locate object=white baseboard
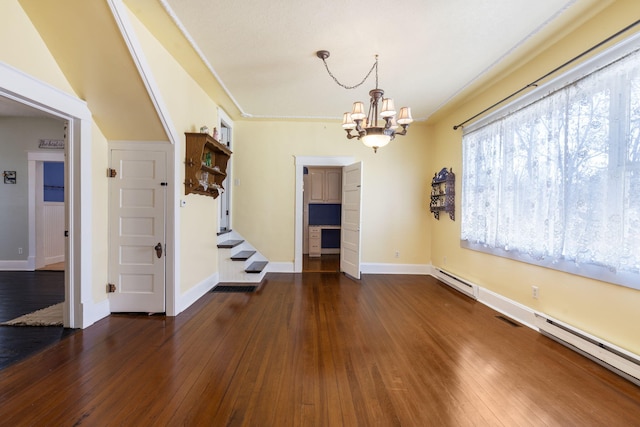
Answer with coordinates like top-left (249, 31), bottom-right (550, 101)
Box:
top-left (178, 272), bottom-right (219, 314)
top-left (429, 268), bottom-right (640, 385)
top-left (267, 262), bottom-right (294, 273)
top-left (477, 287), bottom-right (538, 330)
top-left (80, 298), bottom-right (110, 329)
top-left (0, 260), bottom-right (30, 270)
top-left (361, 263), bottom-right (431, 275)
top-left (534, 312), bottom-right (640, 386)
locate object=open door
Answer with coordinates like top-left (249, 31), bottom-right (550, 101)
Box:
top-left (340, 162), bottom-right (362, 279)
top-left (108, 149), bottom-right (166, 313)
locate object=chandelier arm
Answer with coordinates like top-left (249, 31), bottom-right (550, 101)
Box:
top-left (318, 52), bottom-right (378, 90)
top-left (345, 130), bottom-right (358, 139)
top-left (394, 124), bottom-right (410, 136)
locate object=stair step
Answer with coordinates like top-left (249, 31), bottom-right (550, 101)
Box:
top-left (216, 228), bottom-right (232, 236)
top-left (231, 250), bottom-right (256, 261)
top-left (245, 261), bottom-right (268, 274)
top-left (217, 239), bottom-right (244, 249)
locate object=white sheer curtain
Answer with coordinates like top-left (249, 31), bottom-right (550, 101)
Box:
top-left (461, 46), bottom-right (640, 289)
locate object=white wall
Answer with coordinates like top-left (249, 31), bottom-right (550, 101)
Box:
top-left (0, 117), bottom-right (65, 263)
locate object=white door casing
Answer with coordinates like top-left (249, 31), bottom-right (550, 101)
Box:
top-left (109, 149), bottom-right (166, 313)
top-left (218, 107), bottom-right (233, 233)
top-left (341, 162), bottom-right (363, 279)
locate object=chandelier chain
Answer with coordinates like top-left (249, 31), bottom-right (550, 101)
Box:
top-left (320, 55), bottom-right (379, 90)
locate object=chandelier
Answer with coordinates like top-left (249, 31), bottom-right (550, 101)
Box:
top-left (317, 50), bottom-right (413, 153)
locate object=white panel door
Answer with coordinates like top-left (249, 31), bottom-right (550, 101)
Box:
top-left (109, 150), bottom-right (166, 313)
top-left (341, 162), bottom-right (362, 279)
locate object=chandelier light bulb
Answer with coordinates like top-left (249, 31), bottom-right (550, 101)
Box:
top-left (380, 98), bottom-right (396, 117)
top-left (342, 112), bottom-right (356, 129)
top-left (351, 102), bottom-right (366, 120)
top-left (397, 107), bottom-right (414, 125)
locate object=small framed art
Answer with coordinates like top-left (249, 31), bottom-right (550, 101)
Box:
top-left (3, 171), bottom-right (16, 184)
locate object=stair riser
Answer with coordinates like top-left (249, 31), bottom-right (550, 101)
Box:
top-left (217, 230), bottom-right (268, 283)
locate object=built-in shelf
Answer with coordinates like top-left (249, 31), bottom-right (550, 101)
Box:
top-left (184, 132), bottom-right (232, 199)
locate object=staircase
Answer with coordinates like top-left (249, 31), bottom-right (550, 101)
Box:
top-left (216, 230), bottom-right (269, 283)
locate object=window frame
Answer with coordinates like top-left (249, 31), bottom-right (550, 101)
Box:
top-left (461, 32), bottom-right (640, 290)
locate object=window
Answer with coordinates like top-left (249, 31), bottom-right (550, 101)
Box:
top-left (43, 161), bottom-right (64, 202)
top-left (461, 36), bottom-right (640, 290)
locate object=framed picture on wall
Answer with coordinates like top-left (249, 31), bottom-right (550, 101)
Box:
top-left (3, 171), bottom-right (16, 184)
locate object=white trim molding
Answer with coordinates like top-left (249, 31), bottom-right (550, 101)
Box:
top-left (429, 267), bottom-right (640, 386)
top-left (361, 263), bottom-right (431, 275)
top-left (178, 272), bottom-right (219, 314)
top-left (266, 262), bottom-right (295, 273)
top-left (0, 60), bottom-right (94, 329)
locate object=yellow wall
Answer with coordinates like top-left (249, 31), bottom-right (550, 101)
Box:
top-left (233, 120), bottom-right (432, 265)
top-left (127, 9), bottom-right (222, 292)
top-left (91, 123), bottom-right (109, 304)
top-left (0, 1), bottom-right (75, 95)
top-left (427, 0), bottom-right (640, 354)
top-left (2, 1), bottom-right (111, 306)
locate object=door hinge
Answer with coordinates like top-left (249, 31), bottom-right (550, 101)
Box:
top-left (107, 168), bottom-right (117, 178)
top-left (107, 283), bottom-right (116, 293)
top-left (64, 230), bottom-right (69, 237)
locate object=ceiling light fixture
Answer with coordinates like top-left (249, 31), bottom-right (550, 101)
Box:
top-left (317, 50), bottom-right (413, 153)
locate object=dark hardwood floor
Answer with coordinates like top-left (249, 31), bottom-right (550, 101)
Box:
top-left (0, 271), bottom-right (75, 370)
top-left (303, 253), bottom-right (340, 272)
top-left (1, 272), bottom-right (639, 425)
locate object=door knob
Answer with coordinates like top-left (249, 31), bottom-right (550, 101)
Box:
top-left (154, 242), bottom-right (163, 258)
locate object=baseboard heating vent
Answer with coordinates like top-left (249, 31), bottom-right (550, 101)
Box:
top-left (433, 268), bottom-right (478, 300)
top-left (534, 313), bottom-right (640, 386)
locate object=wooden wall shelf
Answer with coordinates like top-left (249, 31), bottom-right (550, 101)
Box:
top-left (430, 168), bottom-right (455, 220)
top-left (184, 132), bottom-right (232, 199)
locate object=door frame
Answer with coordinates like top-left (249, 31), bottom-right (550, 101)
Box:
top-left (28, 151), bottom-right (65, 270)
top-left (1, 62), bottom-right (93, 328)
top-left (217, 107), bottom-right (233, 233)
top-left (108, 141), bottom-right (176, 314)
top-left (294, 156), bottom-right (354, 272)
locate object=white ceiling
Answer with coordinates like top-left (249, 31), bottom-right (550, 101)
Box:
top-left (2, 0), bottom-right (606, 122)
top-left (162, 0), bottom-right (604, 121)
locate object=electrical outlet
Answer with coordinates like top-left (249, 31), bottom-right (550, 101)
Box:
top-left (532, 286), bottom-right (539, 299)
top-left (443, 256), bottom-right (447, 265)
top-left (395, 250), bottom-right (400, 258)
top-left (18, 247), bottom-right (23, 255)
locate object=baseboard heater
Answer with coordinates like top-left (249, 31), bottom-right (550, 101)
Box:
top-left (534, 313), bottom-right (640, 386)
top-left (433, 268), bottom-right (478, 300)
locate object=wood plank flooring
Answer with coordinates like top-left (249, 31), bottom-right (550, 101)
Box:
top-left (1, 273), bottom-right (639, 425)
top-left (303, 254), bottom-right (340, 272)
top-left (0, 271), bottom-right (75, 369)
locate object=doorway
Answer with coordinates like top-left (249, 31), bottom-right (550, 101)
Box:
top-left (303, 166), bottom-right (342, 272)
top-left (294, 156), bottom-right (359, 274)
top-left (30, 153), bottom-right (66, 271)
top-left (218, 108), bottom-right (233, 233)
top-left (2, 60), bottom-right (98, 328)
